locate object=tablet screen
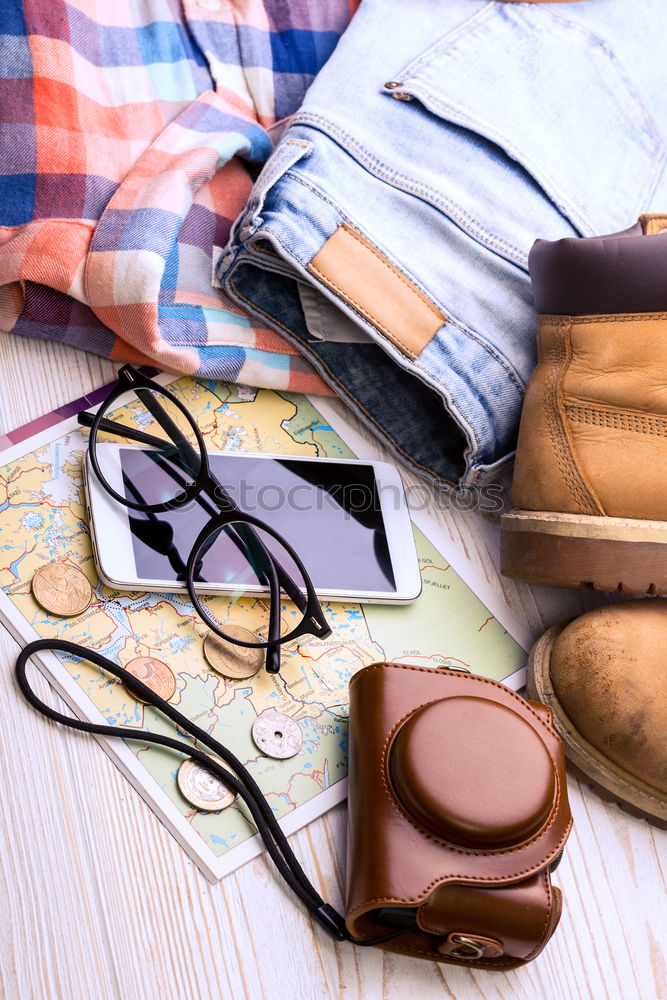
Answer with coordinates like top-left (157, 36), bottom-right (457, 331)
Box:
top-left (120, 450), bottom-right (397, 593)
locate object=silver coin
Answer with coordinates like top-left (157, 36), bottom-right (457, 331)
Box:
top-left (177, 758), bottom-right (236, 812)
top-left (251, 709), bottom-right (303, 759)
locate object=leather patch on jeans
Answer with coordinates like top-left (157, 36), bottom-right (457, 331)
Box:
top-left (307, 223), bottom-right (445, 359)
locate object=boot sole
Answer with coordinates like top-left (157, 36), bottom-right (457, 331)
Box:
top-left (527, 626), bottom-right (667, 828)
top-left (500, 510), bottom-right (667, 594)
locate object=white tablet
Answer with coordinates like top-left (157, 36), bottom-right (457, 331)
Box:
top-left (84, 447), bottom-right (421, 604)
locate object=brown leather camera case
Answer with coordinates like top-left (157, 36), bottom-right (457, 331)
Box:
top-left (346, 663), bottom-right (572, 969)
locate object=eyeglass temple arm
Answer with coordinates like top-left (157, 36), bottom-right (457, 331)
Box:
top-left (185, 522), bottom-right (281, 672)
top-left (206, 485), bottom-right (307, 613)
top-left (78, 410), bottom-right (183, 453)
top-left (80, 405), bottom-right (205, 490)
top-left (128, 385), bottom-right (198, 464)
top-left (265, 557), bottom-right (282, 674)
top-left (79, 410), bottom-right (231, 519)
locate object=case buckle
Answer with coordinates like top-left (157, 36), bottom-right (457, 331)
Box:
top-left (439, 933), bottom-right (504, 961)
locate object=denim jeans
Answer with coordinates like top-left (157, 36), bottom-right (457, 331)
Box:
top-left (218, 0), bottom-right (667, 490)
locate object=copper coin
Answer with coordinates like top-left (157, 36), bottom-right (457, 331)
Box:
top-left (31, 562), bottom-right (92, 617)
top-left (177, 758), bottom-right (236, 812)
top-left (203, 626), bottom-right (264, 679)
top-left (123, 656), bottom-right (176, 703)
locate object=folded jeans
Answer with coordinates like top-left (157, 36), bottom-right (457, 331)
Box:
top-left (218, 0), bottom-right (667, 489)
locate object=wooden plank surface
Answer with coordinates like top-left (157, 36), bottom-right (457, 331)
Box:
top-left (0, 331), bottom-right (665, 1000)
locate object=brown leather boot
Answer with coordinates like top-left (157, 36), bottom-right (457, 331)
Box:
top-left (527, 600), bottom-right (667, 827)
top-left (501, 215), bottom-right (667, 593)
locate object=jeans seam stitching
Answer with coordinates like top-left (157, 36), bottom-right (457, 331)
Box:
top-left (406, 85), bottom-right (596, 236)
top-left (271, 173), bottom-right (525, 399)
top-left (242, 224), bottom-right (496, 458)
top-left (286, 169), bottom-right (454, 303)
top-left (248, 224), bottom-right (524, 458)
top-left (396, 2), bottom-right (496, 79)
top-left (403, 2), bottom-right (664, 235)
top-left (258, 201), bottom-right (439, 359)
top-left (435, 314), bottom-right (525, 396)
top-left (544, 5), bottom-right (664, 159)
top-left (289, 113), bottom-right (528, 267)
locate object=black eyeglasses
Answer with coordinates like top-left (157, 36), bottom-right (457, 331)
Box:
top-left (12, 366), bottom-right (413, 947)
top-left (78, 365), bottom-right (331, 674)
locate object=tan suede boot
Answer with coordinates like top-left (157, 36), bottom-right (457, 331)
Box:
top-left (527, 600), bottom-right (667, 827)
top-left (501, 215), bottom-right (667, 593)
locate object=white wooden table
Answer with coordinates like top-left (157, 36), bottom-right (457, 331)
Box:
top-left (0, 335), bottom-right (664, 1000)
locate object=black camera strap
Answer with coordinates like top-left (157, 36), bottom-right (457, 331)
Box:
top-left (15, 639), bottom-right (414, 947)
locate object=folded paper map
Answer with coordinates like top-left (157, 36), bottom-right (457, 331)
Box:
top-left (0, 375), bottom-right (527, 880)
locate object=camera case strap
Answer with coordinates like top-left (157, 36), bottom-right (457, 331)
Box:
top-left (16, 643), bottom-right (571, 969)
top-left (346, 663), bottom-right (572, 969)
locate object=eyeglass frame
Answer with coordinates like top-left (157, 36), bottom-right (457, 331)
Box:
top-left (78, 365), bottom-right (332, 672)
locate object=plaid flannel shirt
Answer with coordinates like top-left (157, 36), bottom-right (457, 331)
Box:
top-left (0, 1), bottom-right (357, 392)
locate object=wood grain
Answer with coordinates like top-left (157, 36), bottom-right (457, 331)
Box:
top-left (0, 331), bottom-right (665, 1000)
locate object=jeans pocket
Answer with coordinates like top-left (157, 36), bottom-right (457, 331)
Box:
top-left (390, 3), bottom-right (664, 238)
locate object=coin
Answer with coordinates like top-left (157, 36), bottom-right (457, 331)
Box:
top-left (203, 626), bottom-right (264, 679)
top-left (177, 758), bottom-right (236, 812)
top-left (31, 562), bottom-right (92, 617)
top-left (251, 709), bottom-right (303, 759)
top-left (123, 656), bottom-right (176, 703)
